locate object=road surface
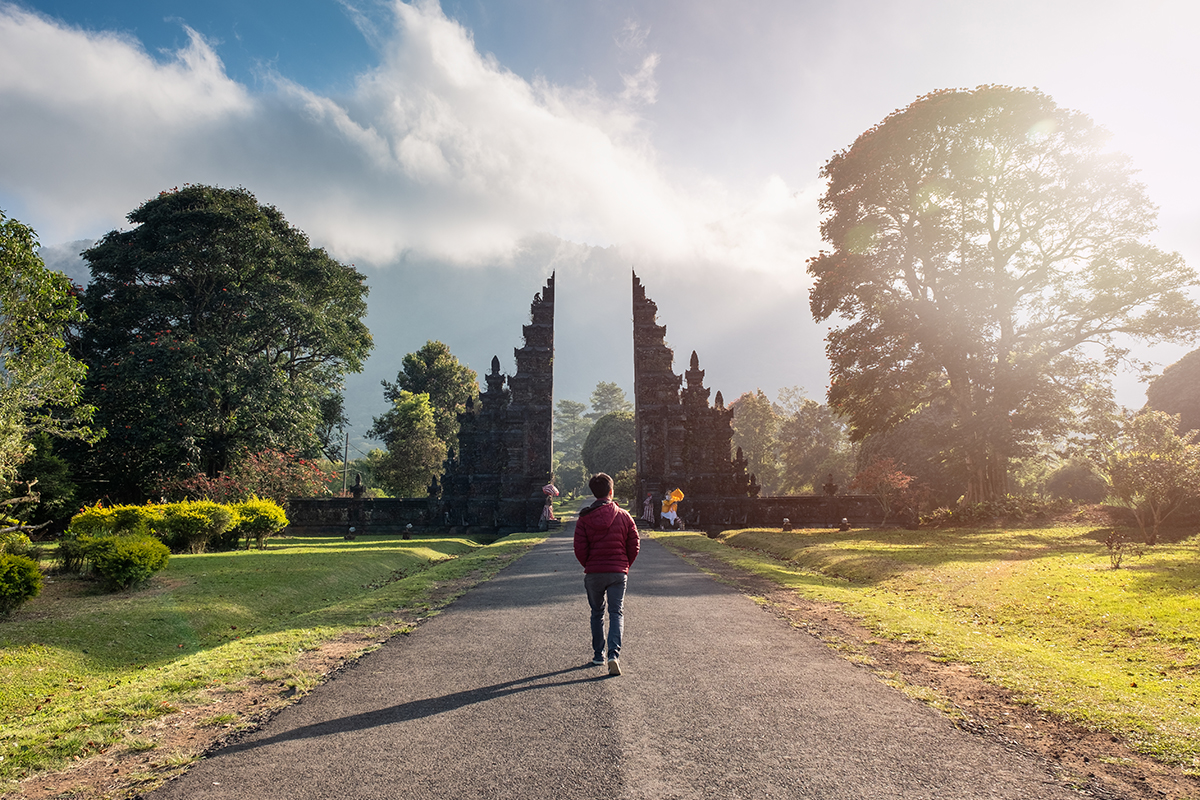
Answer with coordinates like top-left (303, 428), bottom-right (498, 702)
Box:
top-left (148, 525), bottom-right (1079, 799)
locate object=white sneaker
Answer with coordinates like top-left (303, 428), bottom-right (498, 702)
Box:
top-left (608, 658), bottom-right (621, 676)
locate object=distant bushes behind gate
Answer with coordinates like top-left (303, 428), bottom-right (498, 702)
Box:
top-left (57, 498), bottom-right (289, 588)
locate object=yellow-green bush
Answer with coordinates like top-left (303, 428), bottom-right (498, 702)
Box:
top-left (232, 496), bottom-right (288, 550)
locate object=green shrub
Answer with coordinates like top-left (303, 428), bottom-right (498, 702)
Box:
top-left (232, 497), bottom-right (288, 550)
top-left (158, 504), bottom-right (213, 554)
top-left (55, 533), bottom-right (88, 573)
top-left (69, 504), bottom-right (159, 538)
top-left (921, 495), bottom-right (1074, 527)
top-left (0, 553), bottom-right (42, 615)
top-left (188, 500), bottom-right (236, 552)
top-left (0, 527), bottom-right (41, 560)
top-left (87, 535), bottom-right (170, 591)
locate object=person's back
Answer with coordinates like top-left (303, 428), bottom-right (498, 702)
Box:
top-left (574, 499), bottom-right (638, 574)
top-left (573, 473), bottom-right (639, 675)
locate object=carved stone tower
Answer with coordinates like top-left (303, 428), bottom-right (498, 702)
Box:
top-left (632, 272), bottom-right (747, 511)
top-left (500, 274), bottom-right (555, 528)
top-left (439, 274), bottom-right (554, 531)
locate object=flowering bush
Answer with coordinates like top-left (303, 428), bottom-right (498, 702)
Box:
top-left (161, 448), bottom-right (333, 506)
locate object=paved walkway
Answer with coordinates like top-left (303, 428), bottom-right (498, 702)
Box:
top-left (149, 526), bottom-right (1080, 799)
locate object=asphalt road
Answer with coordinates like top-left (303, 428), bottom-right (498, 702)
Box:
top-left (148, 526), bottom-right (1081, 799)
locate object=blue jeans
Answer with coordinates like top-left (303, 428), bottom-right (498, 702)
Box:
top-left (584, 572), bottom-right (627, 661)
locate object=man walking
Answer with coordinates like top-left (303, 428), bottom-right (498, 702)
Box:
top-left (573, 472), bottom-right (640, 676)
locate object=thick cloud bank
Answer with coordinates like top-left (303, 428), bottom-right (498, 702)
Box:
top-left (0, 0), bottom-right (817, 278)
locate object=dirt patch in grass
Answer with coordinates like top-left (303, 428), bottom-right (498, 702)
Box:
top-left (2, 562), bottom-right (514, 800)
top-left (678, 549), bottom-right (1200, 800)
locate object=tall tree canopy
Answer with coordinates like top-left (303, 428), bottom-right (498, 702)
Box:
top-left (0, 211), bottom-right (97, 493)
top-left (731, 389), bottom-right (779, 494)
top-left (581, 411), bottom-right (636, 476)
top-left (588, 381), bottom-right (632, 419)
top-left (1145, 348), bottom-right (1200, 437)
top-left (367, 390), bottom-right (446, 497)
top-left (808, 86), bottom-right (1200, 503)
top-left (775, 387), bottom-right (855, 495)
top-left (78, 186), bottom-right (372, 500)
top-left (381, 341), bottom-right (477, 455)
top-left (553, 399), bottom-right (592, 495)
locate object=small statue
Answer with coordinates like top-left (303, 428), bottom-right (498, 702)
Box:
top-left (839, 517), bottom-right (851, 532)
top-left (781, 518), bottom-right (793, 532)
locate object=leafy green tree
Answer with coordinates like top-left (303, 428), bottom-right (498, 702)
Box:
top-left (382, 341), bottom-right (478, 454)
top-left (581, 411), bottom-right (636, 476)
top-left (1044, 459), bottom-right (1108, 504)
top-left (731, 389), bottom-right (779, 494)
top-left (0, 211), bottom-right (98, 493)
top-left (14, 433), bottom-right (80, 531)
top-left (1145, 348), bottom-right (1200, 437)
top-left (808, 86), bottom-right (1200, 504)
top-left (1105, 410), bottom-right (1200, 545)
top-left (588, 381), bottom-right (632, 419)
top-left (553, 399), bottom-right (593, 495)
top-left (775, 387), bottom-right (855, 495)
top-left (368, 391), bottom-right (446, 497)
top-left (76, 186), bottom-right (371, 500)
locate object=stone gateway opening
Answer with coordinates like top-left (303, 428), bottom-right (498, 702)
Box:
top-left (287, 272), bottom-right (881, 535)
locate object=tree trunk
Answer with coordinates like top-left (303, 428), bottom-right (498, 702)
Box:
top-left (962, 450), bottom-right (1009, 505)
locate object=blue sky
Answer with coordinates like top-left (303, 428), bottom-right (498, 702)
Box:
top-left (3, 0), bottom-right (1199, 448)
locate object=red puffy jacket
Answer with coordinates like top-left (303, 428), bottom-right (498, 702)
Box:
top-left (574, 500), bottom-right (640, 574)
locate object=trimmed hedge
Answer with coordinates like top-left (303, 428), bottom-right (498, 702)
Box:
top-left (233, 496), bottom-right (289, 550)
top-left (63, 498), bottom-right (284, 558)
top-left (0, 553), bottom-right (42, 615)
top-left (86, 535), bottom-right (170, 590)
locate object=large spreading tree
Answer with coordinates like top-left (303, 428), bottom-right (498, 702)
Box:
top-left (78, 186), bottom-right (372, 500)
top-left (808, 86), bottom-right (1200, 503)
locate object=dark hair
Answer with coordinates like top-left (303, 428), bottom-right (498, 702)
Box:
top-left (588, 473), bottom-right (614, 499)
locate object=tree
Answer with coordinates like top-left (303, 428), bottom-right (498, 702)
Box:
top-left (855, 402), bottom-right (961, 508)
top-left (808, 86), bottom-right (1200, 504)
top-left (1105, 410), bottom-right (1200, 545)
top-left (0, 211), bottom-right (97, 496)
top-left (731, 389), bottom-right (779, 494)
top-left (368, 391), bottom-right (447, 497)
top-left (775, 388), bottom-right (856, 495)
top-left (553, 399), bottom-right (593, 495)
top-left (581, 411), bottom-right (636, 476)
top-left (850, 457), bottom-right (915, 526)
top-left (1145, 348), bottom-right (1200, 437)
top-left (382, 341), bottom-right (478, 454)
top-left (77, 186), bottom-right (372, 500)
top-left (588, 381), bottom-right (632, 419)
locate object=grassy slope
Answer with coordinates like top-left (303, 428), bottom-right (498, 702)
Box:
top-left (649, 525), bottom-right (1200, 772)
top-left (0, 531), bottom-right (544, 784)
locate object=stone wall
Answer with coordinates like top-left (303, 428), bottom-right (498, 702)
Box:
top-left (284, 497), bottom-right (432, 535)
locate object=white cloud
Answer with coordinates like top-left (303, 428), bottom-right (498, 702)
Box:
top-left (0, 0), bottom-right (817, 278)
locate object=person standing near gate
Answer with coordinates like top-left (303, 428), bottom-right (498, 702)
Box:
top-left (574, 472), bottom-right (640, 676)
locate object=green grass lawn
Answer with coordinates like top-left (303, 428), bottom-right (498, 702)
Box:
top-left (0, 531), bottom-right (544, 785)
top-left (650, 524), bottom-right (1200, 773)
